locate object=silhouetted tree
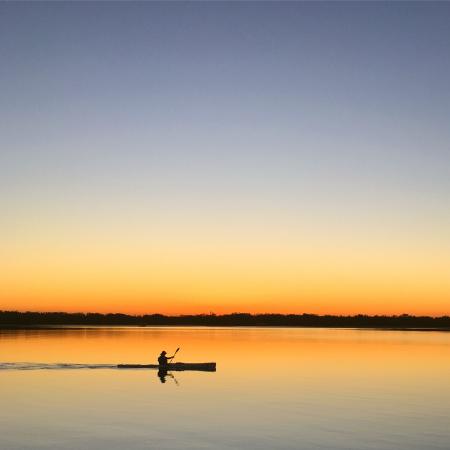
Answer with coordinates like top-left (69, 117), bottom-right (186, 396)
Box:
top-left (1, 310), bottom-right (449, 329)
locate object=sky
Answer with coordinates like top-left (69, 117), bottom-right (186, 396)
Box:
top-left (1, 2), bottom-right (449, 315)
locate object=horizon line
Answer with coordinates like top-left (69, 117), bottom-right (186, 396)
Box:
top-left (2, 310), bottom-right (449, 319)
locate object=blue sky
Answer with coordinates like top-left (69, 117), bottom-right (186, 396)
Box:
top-left (1, 2), bottom-right (449, 314)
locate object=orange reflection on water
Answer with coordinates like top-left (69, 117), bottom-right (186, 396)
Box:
top-left (1, 326), bottom-right (450, 450)
top-left (1, 327), bottom-right (450, 384)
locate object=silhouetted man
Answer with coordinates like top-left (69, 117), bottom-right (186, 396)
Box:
top-left (158, 350), bottom-right (174, 366)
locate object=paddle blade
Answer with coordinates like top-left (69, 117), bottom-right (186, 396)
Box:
top-left (171, 347), bottom-right (180, 363)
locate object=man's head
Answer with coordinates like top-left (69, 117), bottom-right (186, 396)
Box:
top-left (161, 351), bottom-right (167, 355)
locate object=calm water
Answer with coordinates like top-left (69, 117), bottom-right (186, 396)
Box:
top-left (1, 327), bottom-right (449, 450)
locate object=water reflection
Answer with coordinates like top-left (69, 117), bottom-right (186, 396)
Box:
top-left (1, 327), bottom-right (450, 450)
top-left (157, 367), bottom-right (168, 383)
top-left (157, 368), bottom-right (179, 385)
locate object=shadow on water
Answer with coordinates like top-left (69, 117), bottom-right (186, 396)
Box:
top-left (158, 367), bottom-right (168, 383)
top-left (157, 368), bottom-right (179, 385)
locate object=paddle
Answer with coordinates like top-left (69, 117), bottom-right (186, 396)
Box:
top-left (170, 347), bottom-right (180, 364)
top-left (167, 373), bottom-right (179, 386)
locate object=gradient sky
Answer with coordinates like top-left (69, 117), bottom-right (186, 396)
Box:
top-left (1, 2), bottom-right (449, 315)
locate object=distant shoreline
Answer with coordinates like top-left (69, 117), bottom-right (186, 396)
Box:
top-left (1, 311), bottom-right (449, 330)
top-left (1, 325), bottom-right (450, 333)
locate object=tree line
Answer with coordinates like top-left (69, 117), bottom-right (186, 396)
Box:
top-left (1, 311), bottom-right (450, 328)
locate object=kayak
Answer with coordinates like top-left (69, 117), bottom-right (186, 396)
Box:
top-left (117, 362), bottom-right (216, 372)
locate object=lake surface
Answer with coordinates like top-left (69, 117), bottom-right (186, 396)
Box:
top-left (1, 327), bottom-right (449, 450)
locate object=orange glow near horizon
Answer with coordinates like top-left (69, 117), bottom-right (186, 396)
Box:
top-left (2, 200), bottom-right (449, 316)
top-left (1, 2), bottom-right (450, 319)
top-left (2, 230), bottom-right (449, 316)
